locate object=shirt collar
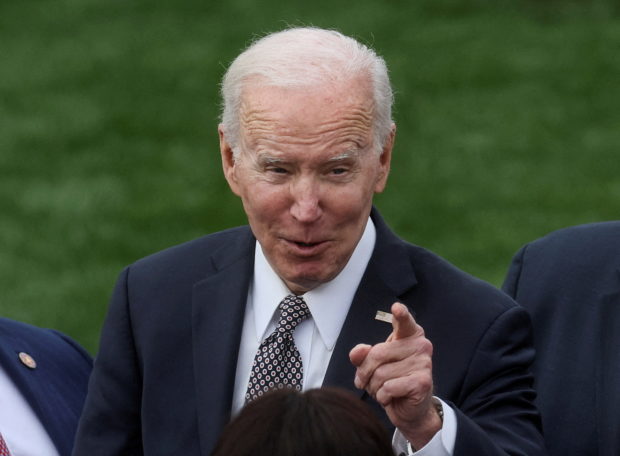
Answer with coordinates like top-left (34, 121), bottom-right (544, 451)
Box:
top-left (252, 217), bottom-right (376, 349)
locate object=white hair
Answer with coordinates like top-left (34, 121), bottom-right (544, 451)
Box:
top-left (220, 27), bottom-right (394, 155)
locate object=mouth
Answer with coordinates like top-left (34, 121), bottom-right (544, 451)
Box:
top-left (294, 241), bottom-right (320, 247)
top-left (284, 238), bottom-right (330, 255)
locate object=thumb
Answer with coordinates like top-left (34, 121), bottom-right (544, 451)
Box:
top-left (390, 302), bottom-right (422, 340)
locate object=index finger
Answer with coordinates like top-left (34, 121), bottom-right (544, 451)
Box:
top-left (390, 302), bottom-right (423, 341)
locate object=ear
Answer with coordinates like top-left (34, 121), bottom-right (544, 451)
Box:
top-left (374, 123), bottom-right (395, 193)
top-left (219, 124), bottom-right (242, 197)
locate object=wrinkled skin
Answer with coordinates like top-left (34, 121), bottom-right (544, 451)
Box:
top-left (219, 77), bottom-right (393, 295)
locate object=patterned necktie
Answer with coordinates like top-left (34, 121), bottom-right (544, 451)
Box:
top-left (0, 432), bottom-right (11, 456)
top-left (245, 294), bottom-right (311, 402)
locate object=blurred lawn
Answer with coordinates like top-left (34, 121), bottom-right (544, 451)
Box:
top-left (1, 0), bottom-right (618, 354)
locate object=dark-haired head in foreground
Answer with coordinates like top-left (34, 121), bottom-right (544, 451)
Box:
top-left (211, 387), bottom-right (395, 456)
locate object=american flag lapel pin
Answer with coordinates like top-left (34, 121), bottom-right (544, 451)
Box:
top-left (374, 310), bottom-right (393, 324)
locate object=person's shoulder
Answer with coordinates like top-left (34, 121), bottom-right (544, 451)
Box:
top-left (396, 241), bottom-right (527, 350)
top-left (411, 244), bottom-right (513, 304)
top-left (129, 225), bottom-right (254, 275)
top-left (503, 221), bottom-right (620, 300)
top-left (521, 221), bottom-right (620, 267)
top-left (534, 220), bottom-right (620, 244)
top-left (0, 316), bottom-right (53, 340)
top-left (381, 236), bottom-right (518, 329)
top-left (373, 211), bottom-right (515, 315)
top-left (0, 317), bottom-right (92, 365)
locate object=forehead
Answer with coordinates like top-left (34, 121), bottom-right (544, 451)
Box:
top-left (238, 77), bottom-right (375, 145)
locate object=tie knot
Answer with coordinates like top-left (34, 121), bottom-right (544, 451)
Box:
top-left (277, 294), bottom-right (310, 333)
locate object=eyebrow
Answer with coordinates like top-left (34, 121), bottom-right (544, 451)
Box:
top-left (328, 150), bottom-right (360, 162)
top-left (254, 148), bottom-right (362, 167)
top-left (256, 154), bottom-right (286, 166)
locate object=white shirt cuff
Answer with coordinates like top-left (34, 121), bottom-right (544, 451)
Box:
top-left (391, 398), bottom-right (457, 456)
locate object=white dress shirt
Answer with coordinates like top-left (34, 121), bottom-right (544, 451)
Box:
top-left (231, 217), bottom-right (456, 455)
top-left (0, 365), bottom-right (59, 456)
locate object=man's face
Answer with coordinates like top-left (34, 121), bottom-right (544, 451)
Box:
top-left (219, 77), bottom-right (394, 294)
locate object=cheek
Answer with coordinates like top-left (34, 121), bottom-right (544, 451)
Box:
top-left (241, 185), bottom-right (288, 221)
top-left (327, 181), bottom-right (376, 213)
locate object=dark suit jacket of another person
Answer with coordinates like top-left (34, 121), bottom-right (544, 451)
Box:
top-left (73, 209), bottom-right (545, 456)
top-left (503, 221), bottom-right (620, 456)
top-left (0, 317), bottom-right (93, 456)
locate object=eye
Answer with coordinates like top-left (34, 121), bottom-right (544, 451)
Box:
top-left (269, 167), bottom-right (288, 174)
top-left (330, 167), bottom-right (348, 176)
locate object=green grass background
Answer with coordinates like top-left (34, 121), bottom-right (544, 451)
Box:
top-left (1, 0), bottom-right (618, 354)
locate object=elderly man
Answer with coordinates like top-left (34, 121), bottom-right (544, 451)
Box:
top-left (73, 27), bottom-right (545, 456)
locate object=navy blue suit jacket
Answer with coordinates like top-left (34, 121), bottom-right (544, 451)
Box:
top-left (503, 221), bottom-right (620, 456)
top-left (74, 210), bottom-right (545, 455)
top-left (0, 317), bottom-right (92, 456)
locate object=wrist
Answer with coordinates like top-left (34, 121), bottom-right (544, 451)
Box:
top-left (404, 397), bottom-right (444, 451)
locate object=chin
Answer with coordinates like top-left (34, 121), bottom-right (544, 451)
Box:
top-left (287, 271), bottom-right (339, 294)
top-left (286, 278), bottom-right (320, 295)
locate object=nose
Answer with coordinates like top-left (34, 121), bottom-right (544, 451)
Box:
top-left (289, 177), bottom-right (322, 223)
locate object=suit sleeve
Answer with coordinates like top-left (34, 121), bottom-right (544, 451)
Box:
top-left (451, 305), bottom-right (546, 456)
top-left (72, 267), bottom-right (144, 456)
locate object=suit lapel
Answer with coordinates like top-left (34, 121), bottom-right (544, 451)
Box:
top-left (190, 210), bottom-right (417, 451)
top-left (323, 209), bottom-right (418, 396)
top-left (191, 229), bottom-right (255, 456)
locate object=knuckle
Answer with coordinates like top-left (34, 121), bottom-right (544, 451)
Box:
top-left (371, 342), bottom-right (390, 360)
top-left (368, 378), bottom-right (383, 398)
top-left (419, 337), bottom-right (433, 354)
top-left (416, 373), bottom-right (433, 394)
top-left (373, 364), bottom-right (390, 383)
top-left (356, 368), bottom-right (370, 384)
top-left (375, 387), bottom-right (391, 406)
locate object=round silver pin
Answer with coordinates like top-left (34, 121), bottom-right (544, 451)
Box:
top-left (19, 352), bottom-right (37, 369)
